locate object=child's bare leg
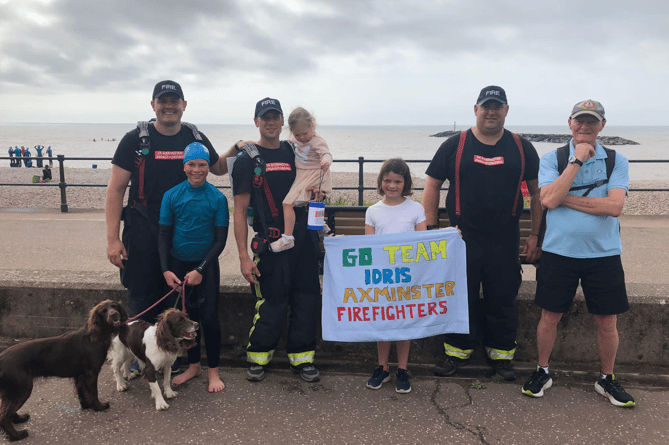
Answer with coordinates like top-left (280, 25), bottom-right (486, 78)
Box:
top-left (283, 203), bottom-right (296, 237)
top-left (396, 340), bottom-right (411, 370)
top-left (208, 367), bottom-right (225, 393)
top-left (172, 363), bottom-right (202, 385)
top-left (377, 341), bottom-right (392, 371)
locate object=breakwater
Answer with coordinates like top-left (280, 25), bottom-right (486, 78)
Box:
top-left (430, 131), bottom-right (639, 145)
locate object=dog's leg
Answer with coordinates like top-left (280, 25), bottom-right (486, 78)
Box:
top-left (111, 349), bottom-right (129, 392)
top-left (75, 371), bottom-right (110, 411)
top-left (163, 365), bottom-right (177, 399)
top-left (0, 382), bottom-right (32, 441)
top-left (144, 363), bottom-right (169, 410)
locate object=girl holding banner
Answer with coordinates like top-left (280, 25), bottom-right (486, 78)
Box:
top-left (364, 158), bottom-right (427, 394)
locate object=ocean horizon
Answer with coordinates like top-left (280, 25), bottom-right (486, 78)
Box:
top-left (2, 123), bottom-right (667, 180)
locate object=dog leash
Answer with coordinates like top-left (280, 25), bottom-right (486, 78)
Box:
top-left (126, 279), bottom-right (187, 323)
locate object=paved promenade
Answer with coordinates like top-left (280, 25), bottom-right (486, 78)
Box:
top-left (1, 209), bottom-right (669, 444)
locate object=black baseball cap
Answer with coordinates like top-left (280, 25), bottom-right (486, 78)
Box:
top-left (254, 97), bottom-right (283, 117)
top-left (152, 80), bottom-right (184, 100)
top-left (476, 85), bottom-right (507, 105)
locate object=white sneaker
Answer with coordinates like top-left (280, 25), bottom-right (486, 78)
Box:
top-left (270, 234), bottom-right (295, 252)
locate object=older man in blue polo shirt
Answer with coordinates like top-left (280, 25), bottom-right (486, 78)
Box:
top-left (521, 100), bottom-right (635, 408)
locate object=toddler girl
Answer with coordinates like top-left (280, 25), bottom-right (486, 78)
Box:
top-left (271, 107), bottom-right (333, 252)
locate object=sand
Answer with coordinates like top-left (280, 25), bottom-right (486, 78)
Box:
top-left (1, 166), bottom-right (667, 215)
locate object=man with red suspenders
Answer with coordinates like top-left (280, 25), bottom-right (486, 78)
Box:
top-left (423, 85), bottom-right (542, 380)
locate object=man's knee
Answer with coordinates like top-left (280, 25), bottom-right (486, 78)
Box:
top-left (539, 309), bottom-right (563, 327)
top-left (594, 314), bottom-right (618, 333)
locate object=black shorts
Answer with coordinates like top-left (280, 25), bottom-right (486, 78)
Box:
top-left (535, 251), bottom-right (629, 315)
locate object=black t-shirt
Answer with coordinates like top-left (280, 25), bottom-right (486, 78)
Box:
top-left (112, 123), bottom-right (219, 222)
top-left (232, 141), bottom-right (296, 233)
top-left (425, 129), bottom-right (539, 233)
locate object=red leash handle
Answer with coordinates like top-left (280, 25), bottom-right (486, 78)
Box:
top-left (125, 277), bottom-right (189, 324)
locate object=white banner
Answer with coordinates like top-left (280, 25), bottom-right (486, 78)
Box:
top-left (322, 229), bottom-right (469, 342)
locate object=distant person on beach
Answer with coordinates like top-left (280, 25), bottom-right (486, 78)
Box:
top-left (24, 146), bottom-right (32, 167)
top-left (270, 107), bottom-right (333, 252)
top-left (158, 142), bottom-right (229, 393)
top-left (423, 85), bottom-right (542, 381)
top-left (521, 100), bottom-right (635, 407)
top-left (35, 145), bottom-right (44, 168)
top-left (364, 158), bottom-right (426, 394)
top-left (46, 146), bottom-right (53, 167)
top-left (42, 164), bottom-right (52, 182)
top-left (14, 147), bottom-right (21, 167)
top-left (8, 147), bottom-right (15, 167)
top-left (105, 80), bottom-right (234, 330)
top-left (20, 146), bottom-right (26, 167)
top-left (231, 97), bottom-right (321, 383)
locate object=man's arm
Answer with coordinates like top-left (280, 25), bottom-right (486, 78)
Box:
top-left (523, 179), bottom-right (542, 263)
top-left (210, 141), bottom-right (254, 175)
top-left (540, 143), bottom-right (596, 209)
top-left (105, 165), bottom-right (132, 268)
top-left (422, 175), bottom-right (444, 227)
top-left (561, 188), bottom-right (626, 217)
top-left (233, 193), bottom-right (260, 284)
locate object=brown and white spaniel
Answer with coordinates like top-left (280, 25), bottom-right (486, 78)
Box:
top-left (110, 308), bottom-right (198, 410)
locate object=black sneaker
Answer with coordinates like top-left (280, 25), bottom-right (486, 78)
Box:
top-left (521, 367), bottom-right (552, 397)
top-left (492, 359), bottom-right (516, 381)
top-left (395, 368), bottom-right (411, 394)
top-left (246, 365), bottom-right (265, 382)
top-left (292, 365), bottom-right (320, 382)
top-left (366, 366), bottom-right (390, 390)
top-left (595, 374), bottom-right (635, 407)
top-left (434, 357), bottom-right (469, 377)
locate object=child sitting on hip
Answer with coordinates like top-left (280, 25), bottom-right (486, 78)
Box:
top-left (270, 107), bottom-right (333, 252)
top-left (364, 158), bottom-right (427, 394)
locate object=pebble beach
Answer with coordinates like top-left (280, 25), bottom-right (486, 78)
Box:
top-left (1, 167), bottom-right (668, 215)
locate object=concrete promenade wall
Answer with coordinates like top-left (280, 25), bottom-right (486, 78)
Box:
top-left (2, 281), bottom-right (669, 368)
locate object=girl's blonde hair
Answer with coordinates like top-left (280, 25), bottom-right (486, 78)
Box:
top-left (377, 158), bottom-right (413, 197)
top-left (288, 107), bottom-right (316, 134)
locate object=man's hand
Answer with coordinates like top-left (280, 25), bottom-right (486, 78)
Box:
top-left (107, 239), bottom-right (128, 269)
top-left (163, 271), bottom-right (181, 289)
top-left (184, 270), bottom-right (203, 286)
top-left (523, 235), bottom-right (542, 264)
top-left (240, 255), bottom-right (260, 285)
top-left (574, 143), bottom-right (596, 163)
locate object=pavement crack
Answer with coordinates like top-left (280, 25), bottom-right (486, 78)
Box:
top-left (430, 378), bottom-right (490, 445)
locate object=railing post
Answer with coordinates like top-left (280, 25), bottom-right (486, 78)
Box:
top-left (358, 156), bottom-right (364, 206)
top-left (57, 155), bottom-right (68, 213)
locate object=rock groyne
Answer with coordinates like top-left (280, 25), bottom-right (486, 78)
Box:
top-left (430, 131), bottom-right (639, 145)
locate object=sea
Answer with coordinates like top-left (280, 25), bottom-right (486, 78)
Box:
top-left (1, 123), bottom-right (667, 181)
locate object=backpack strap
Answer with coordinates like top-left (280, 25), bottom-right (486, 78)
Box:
top-left (240, 144), bottom-right (281, 242)
top-left (182, 122), bottom-right (203, 142)
top-left (510, 133), bottom-right (525, 217)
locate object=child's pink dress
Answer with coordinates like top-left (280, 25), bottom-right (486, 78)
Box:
top-left (284, 134), bottom-right (333, 205)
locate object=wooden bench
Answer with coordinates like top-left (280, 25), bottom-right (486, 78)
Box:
top-left (322, 205), bottom-right (534, 264)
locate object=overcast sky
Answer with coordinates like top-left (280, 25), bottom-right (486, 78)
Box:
top-left (1, 0), bottom-right (667, 126)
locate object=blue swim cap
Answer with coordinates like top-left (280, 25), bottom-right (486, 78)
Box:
top-left (183, 142), bottom-right (210, 165)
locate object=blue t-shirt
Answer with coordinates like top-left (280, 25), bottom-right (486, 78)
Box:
top-left (159, 180), bottom-right (229, 261)
top-left (539, 140), bottom-right (629, 258)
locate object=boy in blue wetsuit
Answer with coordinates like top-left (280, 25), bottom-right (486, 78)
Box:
top-left (158, 142), bottom-right (229, 393)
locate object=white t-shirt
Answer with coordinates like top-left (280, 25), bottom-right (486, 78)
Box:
top-left (365, 198), bottom-right (426, 234)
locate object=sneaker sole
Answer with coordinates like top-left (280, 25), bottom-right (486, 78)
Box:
top-left (594, 382), bottom-right (635, 407)
top-left (395, 386), bottom-right (412, 394)
top-left (300, 374), bottom-right (320, 383)
top-left (366, 376), bottom-right (391, 390)
top-left (246, 371), bottom-right (265, 382)
top-left (521, 378), bottom-right (552, 398)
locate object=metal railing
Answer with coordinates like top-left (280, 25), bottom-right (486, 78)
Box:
top-left (2, 155), bottom-right (669, 211)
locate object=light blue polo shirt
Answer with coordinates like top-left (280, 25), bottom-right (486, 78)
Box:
top-left (539, 140), bottom-right (629, 259)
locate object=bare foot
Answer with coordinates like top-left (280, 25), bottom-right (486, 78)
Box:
top-left (172, 364), bottom-right (202, 386)
top-left (208, 367), bottom-right (225, 393)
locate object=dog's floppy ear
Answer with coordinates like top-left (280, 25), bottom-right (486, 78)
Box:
top-left (156, 310), bottom-right (179, 354)
top-left (87, 300), bottom-right (109, 337)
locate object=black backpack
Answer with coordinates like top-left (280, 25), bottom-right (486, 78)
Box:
top-left (537, 144), bottom-right (616, 248)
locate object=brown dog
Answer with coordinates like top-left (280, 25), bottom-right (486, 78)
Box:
top-left (0, 300), bottom-right (127, 441)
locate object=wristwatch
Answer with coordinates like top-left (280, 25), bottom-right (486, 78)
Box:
top-left (427, 225), bottom-right (438, 230)
top-left (568, 156), bottom-right (583, 167)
